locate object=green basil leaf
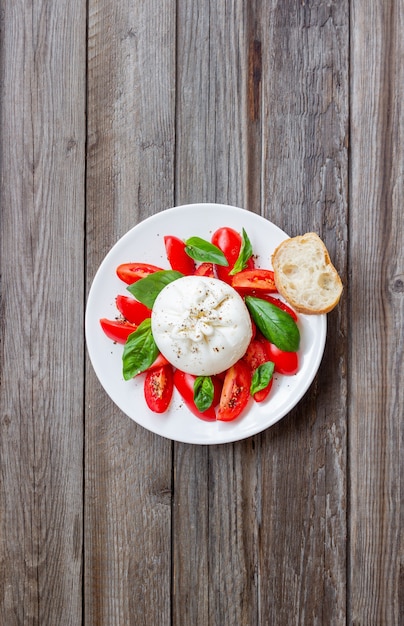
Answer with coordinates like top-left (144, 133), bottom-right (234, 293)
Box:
top-left (127, 270), bottom-right (184, 309)
top-left (122, 318), bottom-right (159, 380)
top-left (250, 361), bottom-right (275, 396)
top-left (193, 376), bottom-right (215, 412)
top-left (229, 228), bottom-right (253, 275)
top-left (184, 237), bottom-right (229, 266)
top-left (245, 296), bottom-right (300, 352)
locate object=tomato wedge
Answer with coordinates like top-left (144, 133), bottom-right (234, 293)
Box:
top-left (99, 318), bottom-right (137, 343)
top-left (174, 370), bottom-right (222, 421)
top-left (211, 227), bottom-right (254, 283)
top-left (258, 336), bottom-right (298, 375)
top-left (148, 352), bottom-right (170, 370)
top-left (116, 262), bottom-right (163, 285)
top-left (217, 360), bottom-right (251, 421)
top-left (115, 295), bottom-right (151, 324)
top-left (242, 339), bottom-right (273, 403)
top-left (253, 378), bottom-right (273, 403)
top-left (164, 235), bottom-right (196, 275)
top-left (193, 262), bottom-right (215, 277)
top-left (231, 269), bottom-right (277, 294)
top-left (243, 338), bottom-right (269, 371)
top-left (144, 364), bottom-right (174, 413)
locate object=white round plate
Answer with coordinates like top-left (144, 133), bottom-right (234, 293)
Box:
top-left (85, 203), bottom-right (326, 445)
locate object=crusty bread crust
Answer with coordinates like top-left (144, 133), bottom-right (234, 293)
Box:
top-left (271, 232), bottom-right (343, 314)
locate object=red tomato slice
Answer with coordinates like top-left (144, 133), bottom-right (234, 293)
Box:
top-left (116, 262), bottom-right (163, 285)
top-left (173, 370), bottom-right (222, 421)
top-left (258, 337), bottom-right (298, 375)
top-left (164, 235), bottom-right (196, 275)
top-left (217, 360), bottom-right (251, 421)
top-left (193, 262), bottom-right (215, 277)
top-left (243, 338), bottom-right (269, 371)
top-left (231, 269), bottom-right (277, 294)
top-left (115, 295), bottom-right (152, 324)
top-left (211, 227), bottom-right (241, 262)
top-left (99, 318), bottom-right (137, 343)
top-left (211, 227), bottom-right (254, 283)
top-left (144, 364), bottom-right (174, 413)
top-left (255, 294), bottom-right (298, 321)
top-left (242, 339), bottom-right (274, 403)
top-left (253, 378), bottom-right (273, 403)
top-left (148, 352), bottom-right (170, 370)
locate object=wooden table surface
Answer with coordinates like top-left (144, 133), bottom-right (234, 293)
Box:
top-left (1, 1), bottom-right (403, 625)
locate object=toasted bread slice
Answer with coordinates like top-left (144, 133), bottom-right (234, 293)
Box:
top-left (271, 232), bottom-right (343, 314)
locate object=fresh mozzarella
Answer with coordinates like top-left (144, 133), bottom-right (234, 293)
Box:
top-left (151, 276), bottom-right (253, 375)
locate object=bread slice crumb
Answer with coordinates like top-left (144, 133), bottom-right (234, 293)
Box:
top-left (271, 232), bottom-right (343, 314)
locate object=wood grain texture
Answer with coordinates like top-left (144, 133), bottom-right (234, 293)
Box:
top-left (1, 0), bottom-right (403, 624)
top-left (0, 1), bottom-right (86, 624)
top-left (259, 2), bottom-right (349, 623)
top-left (175, 0), bottom-right (252, 207)
top-left (349, 1), bottom-right (404, 623)
top-left (173, 3), bottom-right (261, 624)
top-left (85, 0), bottom-right (176, 624)
top-left (174, 2), bottom-right (348, 624)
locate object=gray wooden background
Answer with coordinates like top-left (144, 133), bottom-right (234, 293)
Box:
top-left (1, 1), bottom-right (403, 624)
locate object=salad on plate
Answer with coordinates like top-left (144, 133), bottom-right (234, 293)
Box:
top-left (99, 225), bottom-right (301, 423)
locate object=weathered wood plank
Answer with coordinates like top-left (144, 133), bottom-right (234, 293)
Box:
top-left (175, 0), bottom-right (257, 208)
top-left (349, 1), bottom-right (404, 623)
top-left (0, 1), bottom-right (86, 624)
top-left (2, 0), bottom-right (402, 623)
top-left (173, 2), bottom-right (349, 624)
top-left (172, 3), bottom-right (262, 625)
top-left (259, 2), bottom-right (349, 623)
top-left (85, 0), bottom-right (176, 623)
